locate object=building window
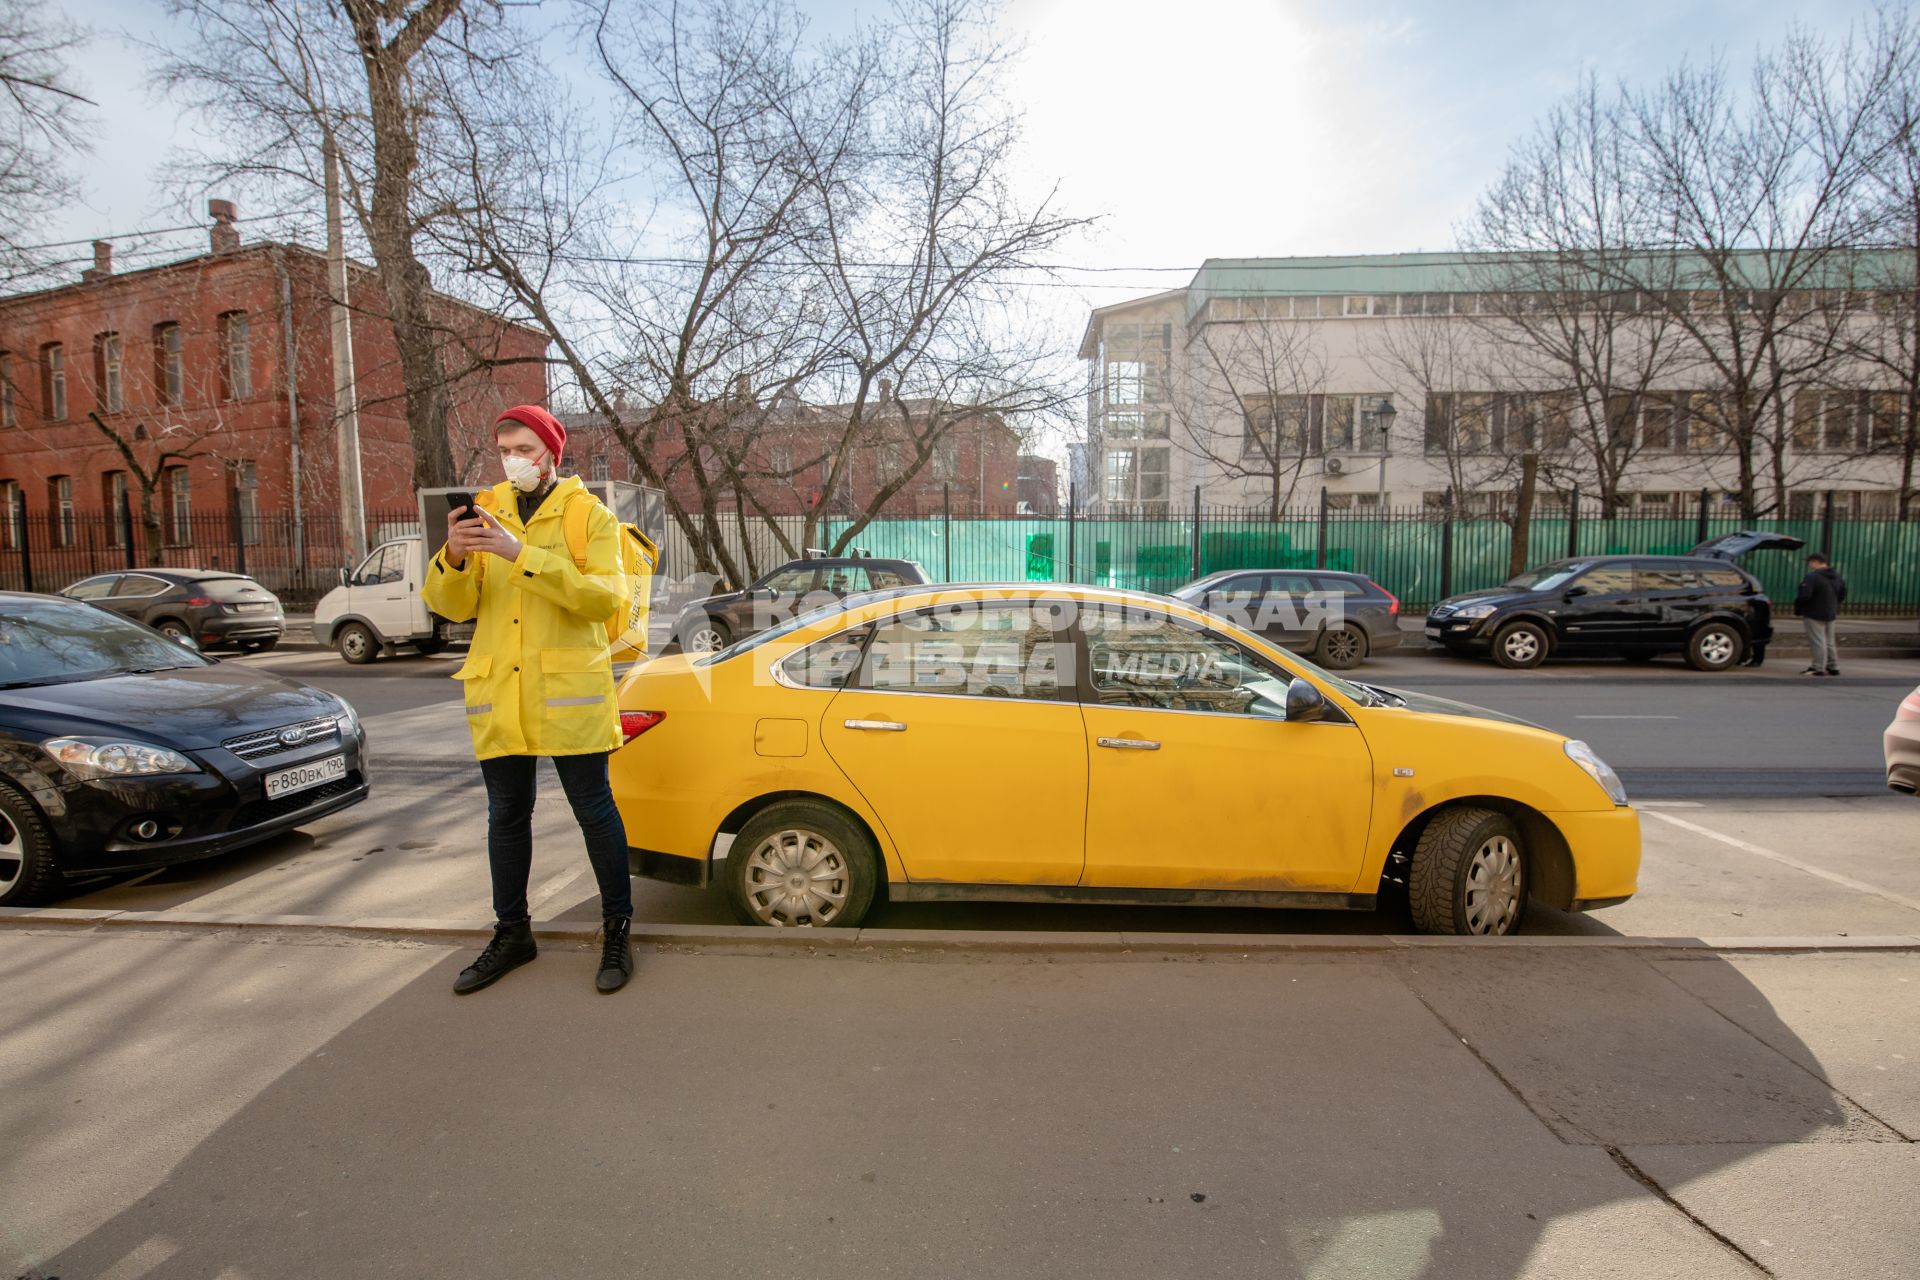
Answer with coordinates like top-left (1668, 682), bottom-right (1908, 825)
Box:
top-left (1103, 445), bottom-right (1169, 509)
top-left (93, 332), bottom-right (124, 414)
top-left (164, 465), bottom-right (191, 545)
top-left (103, 471), bottom-right (128, 547)
top-left (220, 312), bottom-right (251, 400)
top-left (48, 475), bottom-right (74, 547)
top-left (154, 323), bottom-right (184, 407)
top-left (1424, 393), bottom-right (1498, 455)
top-left (1637, 393), bottom-right (1687, 452)
top-left (0, 352), bottom-right (14, 426)
top-left (1321, 395), bottom-right (1356, 452)
top-left (1244, 396), bottom-right (1309, 459)
top-left (234, 460), bottom-right (259, 545)
top-left (1792, 390), bottom-right (1875, 453)
top-left (588, 454), bottom-right (610, 483)
top-left (0, 479), bottom-right (16, 547)
top-left (1102, 322), bottom-right (1170, 407)
top-left (41, 343), bottom-right (66, 420)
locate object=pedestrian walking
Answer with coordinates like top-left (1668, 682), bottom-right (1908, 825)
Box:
top-left (424, 404), bottom-right (636, 995)
top-left (1794, 553), bottom-right (1847, 678)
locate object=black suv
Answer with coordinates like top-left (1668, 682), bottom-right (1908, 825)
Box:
top-left (673, 557), bottom-right (928, 653)
top-left (1427, 537), bottom-right (1798, 670)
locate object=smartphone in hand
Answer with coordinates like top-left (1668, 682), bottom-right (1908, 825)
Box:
top-left (443, 491), bottom-right (478, 521)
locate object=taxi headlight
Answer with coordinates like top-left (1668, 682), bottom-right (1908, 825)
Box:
top-left (1564, 739), bottom-right (1628, 806)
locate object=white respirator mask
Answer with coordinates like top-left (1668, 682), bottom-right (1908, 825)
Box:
top-left (502, 453), bottom-right (547, 493)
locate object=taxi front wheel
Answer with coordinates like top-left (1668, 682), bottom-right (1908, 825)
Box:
top-left (1409, 806), bottom-right (1529, 936)
top-left (726, 801), bottom-right (879, 928)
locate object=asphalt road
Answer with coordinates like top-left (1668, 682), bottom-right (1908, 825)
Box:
top-left (235, 644), bottom-right (1917, 798)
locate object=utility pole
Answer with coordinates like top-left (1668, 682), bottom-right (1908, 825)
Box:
top-left (326, 137), bottom-right (368, 566)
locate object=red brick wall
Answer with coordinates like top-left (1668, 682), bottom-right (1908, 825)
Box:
top-left (0, 243), bottom-right (547, 542)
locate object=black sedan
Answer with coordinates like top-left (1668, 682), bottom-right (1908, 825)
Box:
top-left (673, 556), bottom-right (927, 653)
top-left (1169, 569), bottom-right (1402, 669)
top-left (60, 568), bottom-right (287, 652)
top-left (0, 592), bottom-right (368, 906)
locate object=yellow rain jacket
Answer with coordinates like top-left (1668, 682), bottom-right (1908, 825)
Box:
top-left (422, 476), bottom-right (625, 761)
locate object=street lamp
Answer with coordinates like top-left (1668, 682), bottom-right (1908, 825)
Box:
top-left (1365, 397), bottom-right (1397, 507)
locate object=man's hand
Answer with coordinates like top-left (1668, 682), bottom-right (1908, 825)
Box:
top-left (444, 505), bottom-right (492, 568)
top-left (455, 504), bottom-right (524, 565)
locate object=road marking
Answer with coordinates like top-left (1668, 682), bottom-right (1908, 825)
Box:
top-left (1576, 715), bottom-right (1680, 719)
top-left (1643, 809), bottom-right (1920, 914)
top-left (1635, 800), bottom-right (1703, 809)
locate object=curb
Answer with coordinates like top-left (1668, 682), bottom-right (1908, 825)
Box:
top-left (1, 907), bottom-right (1914, 955)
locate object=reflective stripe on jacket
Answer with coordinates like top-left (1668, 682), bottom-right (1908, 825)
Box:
top-left (421, 476), bottom-right (625, 760)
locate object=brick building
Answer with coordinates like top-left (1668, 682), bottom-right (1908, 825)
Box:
top-left (0, 201), bottom-right (547, 569)
top-left (1018, 453), bottom-right (1059, 516)
top-left (564, 386), bottom-right (1023, 518)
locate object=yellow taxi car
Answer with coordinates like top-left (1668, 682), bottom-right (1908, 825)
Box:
top-left (609, 585), bottom-right (1639, 935)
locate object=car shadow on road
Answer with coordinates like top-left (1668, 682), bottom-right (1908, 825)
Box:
top-left (18, 938), bottom-right (1895, 1279)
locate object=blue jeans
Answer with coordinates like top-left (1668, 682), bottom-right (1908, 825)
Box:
top-left (480, 752), bottom-right (632, 925)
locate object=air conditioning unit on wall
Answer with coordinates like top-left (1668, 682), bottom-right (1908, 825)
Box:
top-left (1325, 457), bottom-right (1346, 476)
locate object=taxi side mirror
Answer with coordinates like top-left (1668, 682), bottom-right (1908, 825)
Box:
top-left (1284, 677), bottom-right (1327, 723)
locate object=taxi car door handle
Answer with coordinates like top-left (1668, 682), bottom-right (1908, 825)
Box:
top-left (1097, 737), bottom-right (1161, 750)
top-left (845, 719), bottom-right (907, 732)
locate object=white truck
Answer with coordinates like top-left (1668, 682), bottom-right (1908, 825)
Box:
top-left (310, 481), bottom-right (666, 664)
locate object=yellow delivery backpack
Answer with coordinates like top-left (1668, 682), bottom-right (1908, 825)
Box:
top-left (560, 490), bottom-right (659, 661)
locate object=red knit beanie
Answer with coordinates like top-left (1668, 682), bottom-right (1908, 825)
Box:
top-left (496, 404), bottom-right (567, 464)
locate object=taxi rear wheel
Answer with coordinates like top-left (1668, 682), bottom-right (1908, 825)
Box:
top-left (1409, 806), bottom-right (1528, 936)
top-left (726, 801), bottom-right (878, 928)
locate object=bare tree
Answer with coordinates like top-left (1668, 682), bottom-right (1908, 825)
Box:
top-left (1463, 74), bottom-right (1696, 512)
top-left (1615, 32), bottom-right (1892, 517)
top-left (0, 0), bottom-right (93, 280)
top-left (1362, 306), bottom-right (1526, 505)
top-left (766, 0), bottom-right (1089, 556)
top-left (430, 0), bottom-right (1086, 576)
top-left (1832, 5), bottom-right (1920, 518)
top-left (1175, 305), bottom-right (1331, 518)
top-left (153, 0), bottom-right (518, 489)
top-left (86, 412), bottom-right (218, 560)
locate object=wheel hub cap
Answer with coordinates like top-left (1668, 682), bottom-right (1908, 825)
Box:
top-left (744, 829), bottom-right (848, 927)
top-left (1464, 836), bottom-right (1522, 935)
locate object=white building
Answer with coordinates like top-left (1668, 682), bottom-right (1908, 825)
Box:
top-left (1079, 253), bottom-right (1914, 519)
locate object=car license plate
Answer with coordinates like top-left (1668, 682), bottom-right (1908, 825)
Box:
top-left (264, 755), bottom-right (346, 799)
top-left (240, 602), bottom-right (275, 613)
top-left (1425, 626), bottom-right (1441, 639)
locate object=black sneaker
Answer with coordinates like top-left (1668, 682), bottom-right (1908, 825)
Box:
top-left (1802, 668), bottom-right (1824, 677)
top-left (596, 916), bottom-right (634, 993)
top-left (453, 920), bottom-right (538, 995)
top-left (1827, 668), bottom-right (1841, 677)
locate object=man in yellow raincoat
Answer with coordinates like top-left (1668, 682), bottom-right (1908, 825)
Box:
top-left (424, 404), bottom-right (635, 995)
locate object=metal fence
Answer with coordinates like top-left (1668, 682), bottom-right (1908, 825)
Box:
top-left (4, 492), bottom-right (1916, 615)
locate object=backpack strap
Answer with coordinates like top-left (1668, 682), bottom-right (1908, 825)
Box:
top-left (560, 489), bottom-right (596, 572)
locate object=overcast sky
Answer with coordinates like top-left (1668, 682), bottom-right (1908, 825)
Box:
top-left (49, 0), bottom-right (1887, 349)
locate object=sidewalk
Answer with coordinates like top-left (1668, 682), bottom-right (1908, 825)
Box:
top-left (2, 927), bottom-right (1913, 1278)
